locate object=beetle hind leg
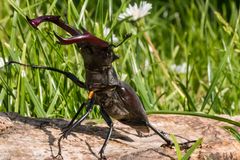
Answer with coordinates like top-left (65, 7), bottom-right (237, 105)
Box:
top-left (146, 121), bottom-right (173, 146)
top-left (145, 121), bottom-right (196, 150)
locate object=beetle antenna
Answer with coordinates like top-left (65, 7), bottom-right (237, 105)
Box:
top-left (110, 33), bottom-right (132, 48)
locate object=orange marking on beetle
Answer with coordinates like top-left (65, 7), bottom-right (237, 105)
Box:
top-left (88, 91), bottom-right (94, 99)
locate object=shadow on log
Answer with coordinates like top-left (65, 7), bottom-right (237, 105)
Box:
top-left (0, 112), bottom-right (240, 160)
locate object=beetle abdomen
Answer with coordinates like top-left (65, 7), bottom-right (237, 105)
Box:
top-left (115, 82), bottom-right (150, 133)
top-left (95, 82), bottom-right (150, 133)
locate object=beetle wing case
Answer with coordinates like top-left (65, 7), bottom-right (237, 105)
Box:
top-left (116, 82), bottom-right (150, 133)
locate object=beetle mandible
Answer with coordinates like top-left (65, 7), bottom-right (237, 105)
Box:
top-left (4, 15), bottom-right (195, 159)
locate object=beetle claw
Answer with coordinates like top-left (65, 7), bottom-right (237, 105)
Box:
top-left (161, 142), bottom-right (174, 148)
top-left (161, 140), bottom-right (196, 150)
top-left (99, 151), bottom-right (107, 160)
top-left (26, 16), bottom-right (39, 29)
top-left (52, 154), bottom-right (63, 160)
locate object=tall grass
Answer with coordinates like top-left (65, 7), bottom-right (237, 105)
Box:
top-left (0, 0), bottom-right (240, 121)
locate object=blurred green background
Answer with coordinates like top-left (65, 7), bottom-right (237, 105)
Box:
top-left (0, 0), bottom-right (240, 119)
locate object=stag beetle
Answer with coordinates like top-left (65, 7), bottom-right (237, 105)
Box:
top-left (3, 15), bottom-right (195, 159)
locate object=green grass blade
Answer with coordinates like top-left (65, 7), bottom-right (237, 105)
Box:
top-left (201, 48), bottom-right (228, 111)
top-left (182, 138), bottom-right (203, 160)
top-left (46, 90), bottom-right (59, 116)
top-left (170, 134), bottom-right (182, 160)
top-left (24, 79), bottom-right (46, 117)
top-left (77, 0), bottom-right (89, 26)
top-left (19, 43), bottom-right (27, 115)
top-left (147, 111), bottom-right (240, 127)
top-left (222, 126), bottom-right (240, 142)
top-left (0, 89), bottom-right (6, 111)
top-left (177, 80), bottom-right (196, 111)
top-left (8, 0), bottom-right (25, 18)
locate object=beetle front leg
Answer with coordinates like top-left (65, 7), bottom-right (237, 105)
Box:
top-left (56, 103), bottom-right (92, 159)
top-left (55, 91), bottom-right (95, 158)
top-left (3, 61), bottom-right (86, 89)
top-left (62, 102), bottom-right (86, 131)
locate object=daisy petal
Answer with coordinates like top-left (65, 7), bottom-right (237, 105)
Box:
top-left (118, 1), bottom-right (152, 21)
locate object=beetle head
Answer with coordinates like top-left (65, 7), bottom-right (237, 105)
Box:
top-left (54, 30), bottom-right (120, 70)
top-left (27, 15), bottom-right (130, 71)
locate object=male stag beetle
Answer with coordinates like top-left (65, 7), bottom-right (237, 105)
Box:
top-left (3, 15), bottom-right (195, 159)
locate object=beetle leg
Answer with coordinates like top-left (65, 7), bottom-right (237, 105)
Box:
top-left (55, 92), bottom-right (95, 158)
top-left (99, 107), bottom-right (113, 159)
top-left (60, 95), bottom-right (94, 139)
top-left (3, 61), bottom-right (86, 89)
top-left (146, 121), bottom-right (173, 146)
top-left (146, 122), bottom-right (196, 149)
top-left (62, 102), bottom-right (86, 131)
top-left (26, 15), bottom-right (81, 36)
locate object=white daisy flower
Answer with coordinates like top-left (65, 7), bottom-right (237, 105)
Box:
top-left (103, 27), bottom-right (119, 43)
top-left (170, 62), bottom-right (191, 74)
top-left (0, 57), bottom-right (5, 68)
top-left (118, 1), bottom-right (152, 21)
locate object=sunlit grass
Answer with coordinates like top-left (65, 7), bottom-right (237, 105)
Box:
top-left (0, 0), bottom-right (240, 121)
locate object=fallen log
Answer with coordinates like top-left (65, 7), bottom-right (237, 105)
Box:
top-left (0, 112), bottom-right (239, 160)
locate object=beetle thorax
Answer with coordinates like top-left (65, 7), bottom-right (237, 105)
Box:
top-left (85, 67), bottom-right (119, 90)
top-left (79, 45), bottom-right (120, 90)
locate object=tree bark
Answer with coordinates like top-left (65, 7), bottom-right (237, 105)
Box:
top-left (0, 112), bottom-right (240, 160)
